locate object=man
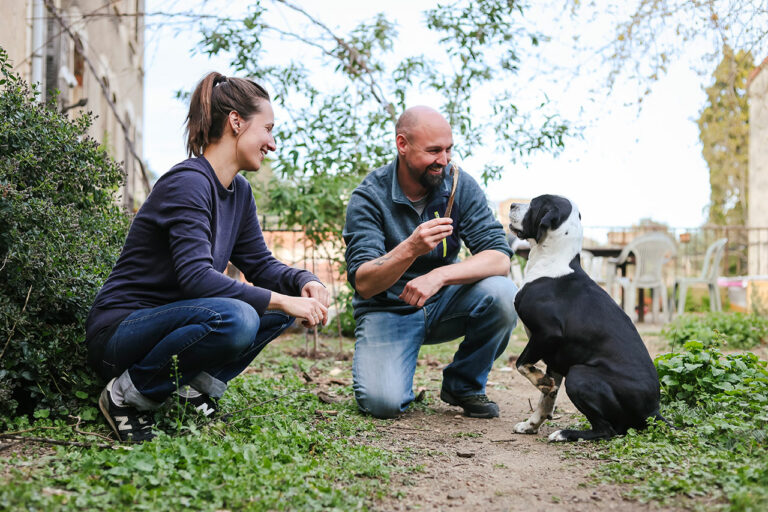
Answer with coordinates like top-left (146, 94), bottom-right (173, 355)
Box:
top-left (343, 106), bottom-right (518, 419)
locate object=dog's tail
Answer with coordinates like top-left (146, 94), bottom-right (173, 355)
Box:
top-left (649, 411), bottom-right (679, 430)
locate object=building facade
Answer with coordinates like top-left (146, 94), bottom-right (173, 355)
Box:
top-left (0, 0), bottom-right (150, 211)
top-left (747, 55), bottom-right (768, 310)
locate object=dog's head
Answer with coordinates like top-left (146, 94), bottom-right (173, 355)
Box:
top-left (508, 195), bottom-right (582, 250)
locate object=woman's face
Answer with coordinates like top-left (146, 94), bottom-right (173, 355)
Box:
top-left (237, 100), bottom-right (276, 172)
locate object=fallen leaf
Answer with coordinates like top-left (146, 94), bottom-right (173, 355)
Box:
top-left (316, 390), bottom-right (340, 403)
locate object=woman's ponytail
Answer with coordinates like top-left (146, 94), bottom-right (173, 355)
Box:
top-left (185, 72), bottom-right (271, 157)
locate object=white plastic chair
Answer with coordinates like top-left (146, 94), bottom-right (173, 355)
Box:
top-left (607, 233), bottom-right (677, 323)
top-left (581, 250), bottom-right (608, 287)
top-left (674, 238), bottom-right (728, 315)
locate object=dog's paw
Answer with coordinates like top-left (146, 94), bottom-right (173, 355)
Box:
top-left (514, 421), bottom-right (539, 434)
top-left (548, 430), bottom-right (567, 442)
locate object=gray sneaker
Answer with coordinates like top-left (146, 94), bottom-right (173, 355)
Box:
top-left (440, 388), bottom-right (499, 418)
top-left (98, 378), bottom-right (155, 442)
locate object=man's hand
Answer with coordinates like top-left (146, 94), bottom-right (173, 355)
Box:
top-left (353, 217), bottom-right (453, 299)
top-left (399, 270), bottom-right (445, 307)
top-left (301, 280), bottom-right (330, 308)
top-left (404, 217), bottom-right (453, 258)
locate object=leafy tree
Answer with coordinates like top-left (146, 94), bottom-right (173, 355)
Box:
top-left (697, 46), bottom-right (752, 226)
top-left (181, 0), bottom-right (572, 334)
top-left (192, 0), bottom-right (569, 247)
top-left (0, 47), bottom-right (129, 416)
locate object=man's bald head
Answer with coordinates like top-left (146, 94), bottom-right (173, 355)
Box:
top-left (394, 106), bottom-right (454, 196)
top-left (395, 106), bottom-right (451, 139)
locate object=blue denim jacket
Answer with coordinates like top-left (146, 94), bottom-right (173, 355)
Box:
top-left (343, 157), bottom-right (512, 319)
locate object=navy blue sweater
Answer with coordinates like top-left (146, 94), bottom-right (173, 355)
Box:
top-left (86, 156), bottom-right (318, 344)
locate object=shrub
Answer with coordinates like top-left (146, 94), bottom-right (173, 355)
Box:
top-left (662, 311), bottom-right (768, 350)
top-left (655, 340), bottom-right (768, 408)
top-left (0, 47), bottom-right (128, 417)
top-left (590, 343), bottom-right (768, 509)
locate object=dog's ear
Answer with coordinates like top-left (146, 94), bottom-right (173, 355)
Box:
top-left (536, 209), bottom-right (559, 244)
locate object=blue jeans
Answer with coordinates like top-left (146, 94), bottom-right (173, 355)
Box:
top-left (98, 298), bottom-right (294, 409)
top-left (353, 276), bottom-right (518, 418)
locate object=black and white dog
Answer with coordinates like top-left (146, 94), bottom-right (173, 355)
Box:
top-left (508, 194), bottom-right (666, 442)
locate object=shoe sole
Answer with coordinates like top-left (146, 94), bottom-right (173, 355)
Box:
top-left (440, 390), bottom-right (499, 419)
top-left (98, 387), bottom-right (123, 442)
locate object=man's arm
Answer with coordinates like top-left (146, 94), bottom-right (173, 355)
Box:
top-left (398, 249), bottom-right (510, 307)
top-left (354, 217), bottom-right (454, 299)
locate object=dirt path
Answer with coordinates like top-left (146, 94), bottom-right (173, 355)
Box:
top-left (371, 326), bottom-right (671, 511)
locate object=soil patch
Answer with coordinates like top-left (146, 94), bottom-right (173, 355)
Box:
top-left (371, 324), bottom-right (674, 511)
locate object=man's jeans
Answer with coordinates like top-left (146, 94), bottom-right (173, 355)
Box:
top-left (97, 298), bottom-right (293, 410)
top-left (353, 276), bottom-right (518, 418)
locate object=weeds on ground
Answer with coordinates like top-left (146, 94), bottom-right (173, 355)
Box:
top-left (663, 312), bottom-right (768, 350)
top-left (0, 343), bottom-right (397, 511)
top-left (585, 341), bottom-right (768, 510)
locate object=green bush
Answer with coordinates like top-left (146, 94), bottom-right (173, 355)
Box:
top-left (655, 340), bottom-right (768, 407)
top-left (0, 47), bottom-right (128, 417)
top-left (662, 312), bottom-right (768, 350)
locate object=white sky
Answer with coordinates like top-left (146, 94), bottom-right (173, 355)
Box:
top-left (143, 0), bottom-right (713, 229)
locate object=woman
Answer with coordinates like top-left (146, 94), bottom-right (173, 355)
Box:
top-left (86, 72), bottom-right (329, 442)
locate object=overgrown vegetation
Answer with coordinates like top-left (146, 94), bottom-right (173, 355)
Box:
top-left (0, 342), bottom-right (401, 511)
top-left (662, 312), bottom-right (768, 350)
top-left (587, 341), bottom-right (768, 510)
top-left (0, 48), bottom-right (128, 417)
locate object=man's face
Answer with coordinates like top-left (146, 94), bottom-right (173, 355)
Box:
top-left (398, 120), bottom-right (453, 191)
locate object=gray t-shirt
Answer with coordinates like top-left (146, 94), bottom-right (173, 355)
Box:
top-left (411, 195), bottom-right (429, 216)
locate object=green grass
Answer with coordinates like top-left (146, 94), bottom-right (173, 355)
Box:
top-left (0, 338), bottom-right (401, 511)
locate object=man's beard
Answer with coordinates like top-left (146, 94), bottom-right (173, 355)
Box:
top-left (418, 164), bottom-right (446, 190)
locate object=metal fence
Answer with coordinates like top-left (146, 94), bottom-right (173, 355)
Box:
top-left (253, 223), bottom-right (768, 295)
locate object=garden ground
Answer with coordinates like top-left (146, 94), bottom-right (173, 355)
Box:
top-left (368, 324), bottom-right (674, 511)
top-left (1, 323), bottom-right (766, 511)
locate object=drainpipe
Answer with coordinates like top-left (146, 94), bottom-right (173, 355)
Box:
top-left (31, 0), bottom-right (45, 95)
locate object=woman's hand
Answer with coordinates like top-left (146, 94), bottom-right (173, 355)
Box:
top-left (269, 291), bottom-right (328, 328)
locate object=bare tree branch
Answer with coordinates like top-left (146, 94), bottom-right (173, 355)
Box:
top-left (272, 0), bottom-right (396, 120)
